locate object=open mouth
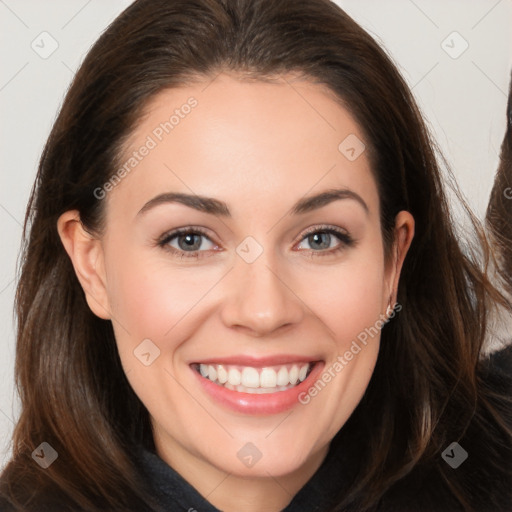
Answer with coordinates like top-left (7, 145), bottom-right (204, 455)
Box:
top-left (191, 362), bottom-right (315, 394)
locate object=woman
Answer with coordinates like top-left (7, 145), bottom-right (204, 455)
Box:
top-left (1, 0), bottom-right (511, 510)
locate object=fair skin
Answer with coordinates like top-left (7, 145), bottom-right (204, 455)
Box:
top-left (58, 72), bottom-right (414, 512)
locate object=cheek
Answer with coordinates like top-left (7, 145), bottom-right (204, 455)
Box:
top-left (104, 246), bottom-right (212, 341)
top-left (103, 251), bottom-right (211, 407)
top-left (296, 259), bottom-right (386, 428)
top-left (336, 268), bottom-right (385, 341)
top-left (298, 256), bottom-right (386, 348)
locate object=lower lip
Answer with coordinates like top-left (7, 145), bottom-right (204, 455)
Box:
top-left (192, 362), bottom-right (325, 415)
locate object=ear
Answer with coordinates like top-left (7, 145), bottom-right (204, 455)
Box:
top-left (57, 210), bottom-right (111, 320)
top-left (384, 210), bottom-right (415, 309)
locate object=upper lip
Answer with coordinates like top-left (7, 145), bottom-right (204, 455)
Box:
top-left (190, 354), bottom-right (321, 367)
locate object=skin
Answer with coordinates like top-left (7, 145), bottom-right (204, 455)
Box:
top-left (58, 72), bottom-right (414, 512)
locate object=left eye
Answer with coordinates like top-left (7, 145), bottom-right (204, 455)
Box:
top-left (296, 230), bottom-right (345, 251)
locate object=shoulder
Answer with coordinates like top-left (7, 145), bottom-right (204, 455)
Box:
top-left (0, 494), bottom-right (16, 512)
top-left (377, 344), bottom-right (512, 512)
top-left (0, 462), bottom-right (82, 512)
top-left (0, 468), bottom-right (16, 512)
top-left (478, 343), bottom-right (512, 430)
top-left (377, 463), bottom-right (462, 511)
top-left (481, 343), bottom-right (512, 383)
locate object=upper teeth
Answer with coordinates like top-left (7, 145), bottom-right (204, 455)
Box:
top-left (198, 363), bottom-right (310, 389)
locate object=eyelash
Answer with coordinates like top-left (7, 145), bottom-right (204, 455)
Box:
top-left (156, 224), bottom-right (355, 260)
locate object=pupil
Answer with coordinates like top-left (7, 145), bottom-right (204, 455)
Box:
top-left (310, 232), bottom-right (329, 250)
top-left (180, 234), bottom-right (200, 250)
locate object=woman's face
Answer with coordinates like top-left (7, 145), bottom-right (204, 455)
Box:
top-left (60, 73), bottom-right (413, 486)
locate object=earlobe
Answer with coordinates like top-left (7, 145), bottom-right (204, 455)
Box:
top-left (57, 211), bottom-right (111, 320)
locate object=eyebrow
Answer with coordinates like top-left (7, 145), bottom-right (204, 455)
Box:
top-left (136, 188), bottom-right (369, 218)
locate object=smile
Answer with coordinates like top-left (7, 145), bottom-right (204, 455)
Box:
top-left (190, 358), bottom-right (324, 415)
top-left (193, 363), bottom-right (312, 393)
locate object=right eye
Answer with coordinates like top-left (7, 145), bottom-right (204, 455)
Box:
top-left (158, 227), bottom-right (219, 259)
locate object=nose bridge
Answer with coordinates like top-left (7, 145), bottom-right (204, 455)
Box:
top-left (220, 236), bottom-right (303, 335)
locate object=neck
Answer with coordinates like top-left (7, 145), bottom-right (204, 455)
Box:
top-left (153, 431), bottom-right (329, 512)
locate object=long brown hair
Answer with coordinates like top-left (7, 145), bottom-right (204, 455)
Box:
top-left (1, 1), bottom-right (511, 510)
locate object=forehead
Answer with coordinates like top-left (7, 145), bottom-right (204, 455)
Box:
top-left (106, 72), bottom-right (379, 221)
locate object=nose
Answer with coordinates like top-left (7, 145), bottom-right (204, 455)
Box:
top-left (219, 249), bottom-right (304, 338)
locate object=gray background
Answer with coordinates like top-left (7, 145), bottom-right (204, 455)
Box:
top-left (1, 0), bottom-right (511, 469)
